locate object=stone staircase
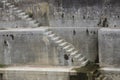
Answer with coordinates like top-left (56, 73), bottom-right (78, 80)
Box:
top-left (0, 0), bottom-right (107, 80)
top-left (1, 0), bottom-right (40, 28)
top-left (44, 29), bottom-right (89, 66)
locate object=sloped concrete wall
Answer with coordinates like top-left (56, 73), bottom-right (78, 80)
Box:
top-left (99, 28), bottom-right (120, 67)
top-left (0, 27), bottom-right (98, 66)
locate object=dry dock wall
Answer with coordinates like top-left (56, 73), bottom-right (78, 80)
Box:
top-left (1, 0), bottom-right (120, 28)
top-left (99, 28), bottom-right (120, 67)
top-left (0, 67), bottom-right (78, 80)
top-left (0, 27), bottom-right (98, 66)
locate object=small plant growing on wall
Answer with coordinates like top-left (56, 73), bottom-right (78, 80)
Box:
top-left (27, 12), bottom-right (33, 18)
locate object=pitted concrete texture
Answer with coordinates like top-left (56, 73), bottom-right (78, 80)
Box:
top-left (0, 27), bottom-right (98, 66)
top-left (1, 0), bottom-right (120, 27)
top-left (99, 67), bottom-right (120, 80)
top-left (99, 28), bottom-right (120, 67)
top-left (0, 21), bottom-right (33, 28)
top-left (0, 67), bottom-right (77, 80)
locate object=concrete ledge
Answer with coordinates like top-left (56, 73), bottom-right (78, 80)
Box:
top-left (0, 66), bottom-right (76, 73)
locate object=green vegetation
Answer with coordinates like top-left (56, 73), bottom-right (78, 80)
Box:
top-left (0, 64), bottom-right (7, 68)
top-left (27, 12), bottom-right (33, 18)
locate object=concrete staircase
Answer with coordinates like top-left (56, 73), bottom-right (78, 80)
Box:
top-left (44, 29), bottom-right (89, 66)
top-left (1, 0), bottom-right (40, 28)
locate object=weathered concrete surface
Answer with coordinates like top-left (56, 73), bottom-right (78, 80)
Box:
top-left (0, 5), bottom-right (34, 28)
top-left (99, 28), bottom-right (120, 67)
top-left (0, 21), bottom-right (32, 28)
top-left (0, 67), bottom-right (81, 80)
top-left (0, 27), bottom-right (98, 66)
top-left (99, 67), bottom-right (120, 80)
top-left (1, 0), bottom-right (120, 27)
top-left (50, 0), bottom-right (120, 27)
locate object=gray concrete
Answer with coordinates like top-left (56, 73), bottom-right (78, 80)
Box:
top-left (1, 0), bottom-right (120, 27)
top-left (0, 20), bottom-right (32, 28)
top-left (100, 67), bottom-right (120, 80)
top-left (0, 67), bottom-right (77, 80)
top-left (49, 0), bottom-right (120, 27)
top-left (0, 27), bottom-right (98, 66)
top-left (99, 28), bottom-right (120, 67)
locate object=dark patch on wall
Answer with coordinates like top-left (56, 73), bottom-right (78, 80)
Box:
top-left (0, 2), bottom-right (3, 8)
top-left (86, 29), bottom-right (89, 35)
top-left (93, 31), bottom-right (96, 34)
top-left (73, 30), bottom-right (76, 35)
top-left (0, 73), bottom-right (3, 80)
top-left (64, 54), bottom-right (69, 60)
top-left (61, 0), bottom-right (103, 8)
top-left (70, 73), bottom-right (88, 80)
top-left (10, 34), bottom-right (14, 40)
top-left (109, 0), bottom-right (120, 6)
top-left (4, 40), bottom-right (8, 46)
top-left (54, 0), bottom-right (120, 8)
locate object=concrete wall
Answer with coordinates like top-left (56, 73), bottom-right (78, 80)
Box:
top-left (1, 0), bottom-right (120, 27)
top-left (99, 28), bottom-right (120, 67)
top-left (100, 67), bottom-right (120, 80)
top-left (0, 27), bottom-right (98, 66)
top-left (0, 21), bottom-right (32, 28)
top-left (0, 67), bottom-right (76, 80)
top-left (50, 0), bottom-right (120, 27)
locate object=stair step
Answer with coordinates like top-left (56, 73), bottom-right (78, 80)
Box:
top-left (81, 59), bottom-right (88, 66)
top-left (22, 15), bottom-right (29, 19)
top-left (74, 54), bottom-right (82, 59)
top-left (15, 10), bottom-right (22, 13)
top-left (1, 1), bottom-right (7, 3)
top-left (63, 45), bottom-right (72, 50)
top-left (34, 23), bottom-right (39, 27)
top-left (59, 42), bottom-right (68, 46)
top-left (51, 36), bottom-right (60, 41)
top-left (29, 20), bottom-right (37, 24)
top-left (70, 51), bottom-right (78, 56)
top-left (45, 29), bottom-right (51, 32)
top-left (78, 57), bottom-right (86, 62)
top-left (13, 7), bottom-right (18, 10)
top-left (26, 18), bottom-right (32, 21)
top-left (6, 3), bottom-right (11, 6)
top-left (98, 75), bottom-right (104, 79)
top-left (45, 31), bottom-right (53, 35)
top-left (9, 5), bottom-right (14, 8)
top-left (55, 39), bottom-right (64, 44)
top-left (66, 48), bottom-right (75, 52)
top-left (18, 12), bottom-right (26, 16)
top-left (48, 34), bottom-right (56, 37)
